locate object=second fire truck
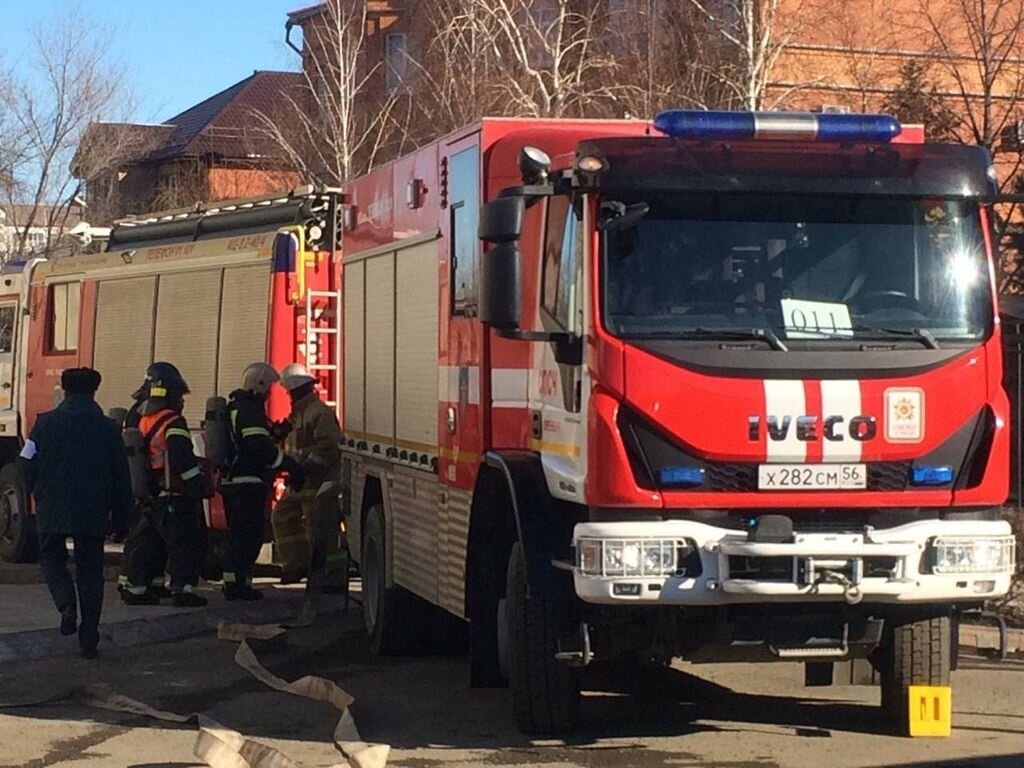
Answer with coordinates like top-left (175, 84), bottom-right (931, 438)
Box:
top-left (339, 112), bottom-right (1016, 736)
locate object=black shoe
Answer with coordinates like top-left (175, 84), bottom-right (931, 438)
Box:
top-left (80, 646), bottom-right (98, 660)
top-left (224, 586), bottom-right (264, 602)
top-left (150, 586), bottom-right (173, 599)
top-left (280, 570), bottom-right (307, 585)
top-left (172, 591), bottom-right (208, 608)
top-left (321, 584), bottom-right (349, 596)
top-left (59, 606), bottom-right (77, 636)
top-left (121, 591), bottom-right (160, 606)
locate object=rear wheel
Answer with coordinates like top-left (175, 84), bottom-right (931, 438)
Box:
top-left (878, 610), bottom-right (952, 735)
top-left (506, 541), bottom-right (580, 735)
top-left (0, 463), bottom-right (35, 563)
top-left (362, 503), bottom-right (416, 655)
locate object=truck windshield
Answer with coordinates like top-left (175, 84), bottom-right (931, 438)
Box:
top-left (601, 193), bottom-right (992, 344)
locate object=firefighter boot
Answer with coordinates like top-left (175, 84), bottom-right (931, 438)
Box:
top-left (172, 586), bottom-right (208, 608)
top-left (121, 587), bottom-right (160, 606)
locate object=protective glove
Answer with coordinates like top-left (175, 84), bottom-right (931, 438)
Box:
top-left (270, 419), bottom-right (293, 442)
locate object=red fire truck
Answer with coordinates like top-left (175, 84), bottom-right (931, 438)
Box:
top-left (0, 187), bottom-right (342, 564)
top-left (340, 112), bottom-right (1016, 736)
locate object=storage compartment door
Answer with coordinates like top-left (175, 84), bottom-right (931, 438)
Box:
top-left (153, 270), bottom-right (222, 426)
top-left (218, 264), bottom-right (270, 397)
top-left (93, 277), bottom-right (157, 414)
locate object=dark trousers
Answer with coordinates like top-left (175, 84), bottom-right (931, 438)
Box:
top-left (38, 534), bottom-right (105, 652)
top-left (222, 483), bottom-right (269, 588)
top-left (125, 497), bottom-right (202, 592)
top-left (120, 502), bottom-right (164, 588)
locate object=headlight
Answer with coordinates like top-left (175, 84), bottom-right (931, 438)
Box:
top-left (576, 538), bottom-right (687, 577)
top-left (932, 537), bottom-right (1016, 574)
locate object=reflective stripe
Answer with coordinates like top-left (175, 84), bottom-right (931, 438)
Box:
top-left (276, 533), bottom-right (307, 545)
top-left (326, 552), bottom-right (348, 563)
top-left (150, 386), bottom-right (167, 397)
top-left (221, 476), bottom-right (265, 485)
top-left (150, 578), bottom-right (164, 586)
top-left (223, 572), bottom-right (237, 583)
top-left (242, 427), bottom-right (270, 438)
top-left (165, 428), bottom-right (192, 440)
top-left (180, 584), bottom-right (195, 594)
top-left (272, 449), bottom-right (284, 469)
top-left (180, 466), bottom-right (201, 481)
top-left (126, 586), bottom-right (148, 595)
top-left (117, 574), bottom-right (128, 586)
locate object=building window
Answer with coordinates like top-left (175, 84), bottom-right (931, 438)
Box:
top-left (450, 146), bottom-right (480, 313)
top-left (541, 197), bottom-right (579, 330)
top-left (386, 33), bottom-right (408, 92)
top-left (530, 0), bottom-right (558, 67)
top-left (50, 282), bottom-right (80, 353)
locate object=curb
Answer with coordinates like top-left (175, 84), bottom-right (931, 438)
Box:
top-left (959, 622), bottom-right (1024, 657)
top-left (0, 592), bottom-right (318, 665)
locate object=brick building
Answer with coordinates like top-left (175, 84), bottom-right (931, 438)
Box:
top-left (76, 71), bottom-right (303, 223)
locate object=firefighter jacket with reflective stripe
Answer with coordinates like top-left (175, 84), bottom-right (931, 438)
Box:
top-left (139, 408), bottom-right (203, 498)
top-left (285, 393), bottom-right (341, 491)
top-left (224, 389), bottom-right (283, 485)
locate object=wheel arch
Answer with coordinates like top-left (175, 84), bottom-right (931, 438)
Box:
top-left (466, 450), bottom-right (578, 615)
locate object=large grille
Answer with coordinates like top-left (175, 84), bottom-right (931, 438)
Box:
top-left (704, 462), bottom-right (911, 492)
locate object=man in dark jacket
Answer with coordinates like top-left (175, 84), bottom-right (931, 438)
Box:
top-left (19, 368), bottom-right (132, 659)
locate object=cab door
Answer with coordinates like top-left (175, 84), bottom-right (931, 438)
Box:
top-left (532, 195), bottom-right (586, 503)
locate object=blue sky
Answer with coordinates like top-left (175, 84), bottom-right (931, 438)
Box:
top-left (0, 1), bottom-right (304, 122)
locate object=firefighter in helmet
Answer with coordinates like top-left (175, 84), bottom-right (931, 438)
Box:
top-left (220, 362), bottom-right (303, 600)
top-left (122, 362), bottom-right (210, 607)
top-left (117, 377), bottom-right (171, 600)
top-left (274, 363), bottom-right (347, 611)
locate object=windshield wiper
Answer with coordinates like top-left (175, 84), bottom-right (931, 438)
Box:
top-left (629, 327), bottom-right (789, 352)
top-left (849, 326), bottom-right (941, 349)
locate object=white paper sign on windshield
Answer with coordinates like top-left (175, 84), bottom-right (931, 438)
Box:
top-left (781, 299), bottom-right (854, 338)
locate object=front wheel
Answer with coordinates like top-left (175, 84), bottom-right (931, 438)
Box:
top-left (0, 463), bottom-right (35, 563)
top-left (878, 610), bottom-right (952, 735)
top-left (506, 541), bottom-right (580, 735)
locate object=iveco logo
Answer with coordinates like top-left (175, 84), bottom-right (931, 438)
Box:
top-left (748, 415), bottom-right (877, 442)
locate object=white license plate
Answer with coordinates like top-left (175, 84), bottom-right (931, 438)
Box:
top-left (758, 463), bottom-right (866, 490)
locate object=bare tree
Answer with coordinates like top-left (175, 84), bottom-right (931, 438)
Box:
top-left (605, 0), bottom-right (734, 117)
top-left (688, 0), bottom-right (815, 110)
top-left (468, 0), bottom-right (619, 119)
top-left (914, 0), bottom-right (1024, 288)
top-left (0, 11), bottom-right (136, 260)
top-left (252, 0), bottom-right (402, 185)
top-left (403, 0), bottom-right (505, 136)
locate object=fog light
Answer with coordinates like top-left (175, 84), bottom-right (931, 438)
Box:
top-left (933, 537), bottom-right (1015, 574)
top-left (613, 583), bottom-right (641, 596)
top-left (911, 466), bottom-right (954, 486)
top-left (972, 580), bottom-right (996, 594)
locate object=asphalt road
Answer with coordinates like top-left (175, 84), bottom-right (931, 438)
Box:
top-left (0, 607), bottom-right (1022, 768)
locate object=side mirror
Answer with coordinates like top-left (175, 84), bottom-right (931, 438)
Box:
top-left (478, 196), bottom-right (525, 243)
top-left (480, 241), bottom-right (521, 331)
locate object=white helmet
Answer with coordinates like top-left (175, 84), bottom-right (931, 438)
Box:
top-left (241, 362), bottom-right (280, 397)
top-left (280, 363), bottom-right (317, 392)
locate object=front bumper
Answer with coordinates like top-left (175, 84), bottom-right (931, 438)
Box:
top-left (572, 518), bottom-right (1015, 606)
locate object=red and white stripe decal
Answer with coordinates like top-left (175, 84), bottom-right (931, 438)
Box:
top-left (763, 379), bottom-right (862, 463)
top-left (820, 380), bottom-right (863, 462)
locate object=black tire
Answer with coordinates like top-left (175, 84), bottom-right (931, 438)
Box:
top-left (0, 463), bottom-right (36, 563)
top-left (362, 503), bottom-right (413, 655)
top-left (878, 610), bottom-right (952, 735)
top-left (506, 541), bottom-right (580, 735)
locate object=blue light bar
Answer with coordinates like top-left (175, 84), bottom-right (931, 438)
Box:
top-left (653, 110), bottom-right (902, 143)
top-left (911, 466), bottom-right (954, 486)
top-left (659, 466), bottom-right (706, 488)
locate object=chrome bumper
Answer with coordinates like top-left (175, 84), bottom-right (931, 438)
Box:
top-left (572, 518), bottom-right (1015, 606)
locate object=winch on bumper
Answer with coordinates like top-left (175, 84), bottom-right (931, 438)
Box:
top-left (572, 517), bottom-right (1015, 606)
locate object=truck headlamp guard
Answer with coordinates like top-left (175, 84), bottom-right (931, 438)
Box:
top-left (653, 109), bottom-right (902, 144)
top-left (931, 536), bottom-right (1016, 574)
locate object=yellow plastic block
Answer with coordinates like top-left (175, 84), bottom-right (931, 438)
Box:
top-left (908, 685), bottom-right (952, 737)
